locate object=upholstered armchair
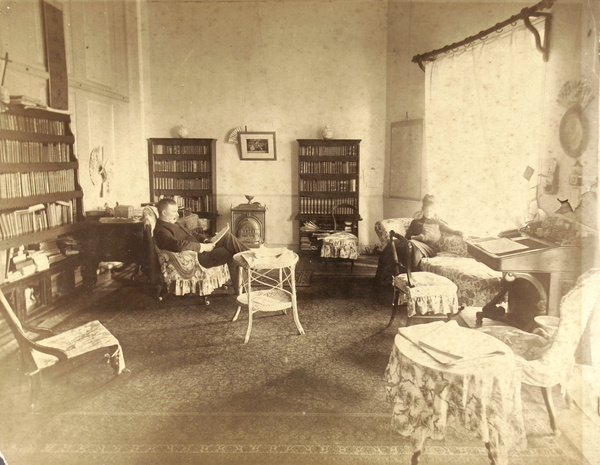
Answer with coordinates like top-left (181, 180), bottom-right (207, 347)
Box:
top-left (479, 268), bottom-right (600, 434)
top-left (141, 206), bottom-right (230, 304)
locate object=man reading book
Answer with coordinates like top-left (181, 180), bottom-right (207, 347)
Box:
top-left (154, 198), bottom-right (249, 291)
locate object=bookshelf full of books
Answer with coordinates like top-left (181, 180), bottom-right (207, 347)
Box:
top-left (148, 138), bottom-right (218, 231)
top-left (295, 139), bottom-right (360, 253)
top-left (0, 106), bottom-right (85, 334)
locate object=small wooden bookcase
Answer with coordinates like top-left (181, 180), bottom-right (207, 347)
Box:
top-left (295, 139), bottom-right (360, 254)
top-left (147, 138), bottom-right (218, 233)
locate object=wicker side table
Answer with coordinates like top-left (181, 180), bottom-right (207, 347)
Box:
top-left (232, 249), bottom-right (305, 343)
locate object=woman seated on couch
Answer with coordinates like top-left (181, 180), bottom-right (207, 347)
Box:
top-left (375, 194), bottom-right (463, 284)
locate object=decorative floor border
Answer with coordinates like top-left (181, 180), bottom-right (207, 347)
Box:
top-left (2, 442), bottom-right (571, 458)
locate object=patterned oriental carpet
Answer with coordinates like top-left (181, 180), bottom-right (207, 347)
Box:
top-left (0, 273), bottom-right (586, 465)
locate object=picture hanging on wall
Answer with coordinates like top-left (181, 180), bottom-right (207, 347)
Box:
top-left (238, 132), bottom-right (277, 161)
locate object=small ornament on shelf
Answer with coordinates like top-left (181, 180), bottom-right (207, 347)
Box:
top-left (322, 125), bottom-right (334, 140)
top-left (177, 125), bottom-right (190, 138)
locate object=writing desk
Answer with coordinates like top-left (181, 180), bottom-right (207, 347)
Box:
top-left (466, 235), bottom-right (580, 318)
top-left (81, 218), bottom-right (144, 284)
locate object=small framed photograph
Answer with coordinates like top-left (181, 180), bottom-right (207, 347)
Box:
top-left (238, 132), bottom-right (277, 161)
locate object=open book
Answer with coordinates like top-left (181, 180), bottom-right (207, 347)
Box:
top-left (210, 223), bottom-right (230, 244)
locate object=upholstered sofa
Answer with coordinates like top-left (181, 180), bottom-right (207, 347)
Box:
top-left (375, 218), bottom-right (502, 307)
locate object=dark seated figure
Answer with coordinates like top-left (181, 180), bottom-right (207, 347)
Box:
top-left (375, 194), bottom-right (462, 284)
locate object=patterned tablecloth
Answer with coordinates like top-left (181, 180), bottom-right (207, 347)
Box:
top-left (384, 321), bottom-right (526, 465)
top-left (320, 232), bottom-right (359, 260)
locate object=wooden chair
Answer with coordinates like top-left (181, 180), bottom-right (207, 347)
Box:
top-left (320, 203), bottom-right (361, 272)
top-left (141, 206), bottom-right (230, 304)
top-left (0, 289), bottom-right (127, 411)
top-left (388, 230), bottom-right (459, 327)
top-left (479, 268), bottom-right (600, 434)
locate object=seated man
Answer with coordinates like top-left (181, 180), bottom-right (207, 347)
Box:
top-left (375, 194), bottom-right (462, 284)
top-left (153, 198), bottom-right (249, 291)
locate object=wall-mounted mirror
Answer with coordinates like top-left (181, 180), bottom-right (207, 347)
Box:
top-left (559, 104), bottom-right (588, 158)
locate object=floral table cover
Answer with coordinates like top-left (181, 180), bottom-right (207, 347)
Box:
top-left (320, 232), bottom-right (359, 260)
top-left (384, 324), bottom-right (526, 465)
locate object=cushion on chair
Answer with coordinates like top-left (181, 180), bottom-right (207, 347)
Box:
top-left (320, 232), bottom-right (359, 260)
top-left (375, 218), bottom-right (413, 247)
top-left (157, 248), bottom-right (229, 296)
top-left (32, 320), bottom-right (126, 373)
top-left (479, 325), bottom-right (552, 361)
top-left (393, 272), bottom-right (459, 317)
top-left (437, 233), bottom-right (470, 257)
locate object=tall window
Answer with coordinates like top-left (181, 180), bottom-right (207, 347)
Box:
top-left (424, 21), bottom-right (547, 237)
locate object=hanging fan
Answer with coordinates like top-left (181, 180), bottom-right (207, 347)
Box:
top-left (89, 146), bottom-right (111, 197)
top-left (227, 127), bottom-right (243, 144)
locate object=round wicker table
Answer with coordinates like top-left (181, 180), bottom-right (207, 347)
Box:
top-left (232, 248), bottom-right (305, 343)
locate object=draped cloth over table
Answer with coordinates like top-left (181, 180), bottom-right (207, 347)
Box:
top-left (385, 322), bottom-right (526, 465)
top-left (320, 232), bottom-right (359, 260)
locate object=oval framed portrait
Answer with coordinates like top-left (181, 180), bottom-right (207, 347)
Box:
top-left (559, 104), bottom-right (588, 158)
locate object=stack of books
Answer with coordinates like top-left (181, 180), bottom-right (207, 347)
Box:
top-left (9, 95), bottom-right (45, 108)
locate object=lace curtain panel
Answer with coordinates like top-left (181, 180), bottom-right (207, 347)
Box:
top-left (424, 21), bottom-right (547, 237)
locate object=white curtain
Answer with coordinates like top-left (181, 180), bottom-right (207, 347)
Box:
top-left (424, 21), bottom-right (547, 237)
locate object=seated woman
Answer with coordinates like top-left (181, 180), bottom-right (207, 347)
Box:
top-left (375, 194), bottom-right (462, 284)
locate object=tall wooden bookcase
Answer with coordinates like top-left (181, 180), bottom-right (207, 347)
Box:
top-left (295, 139), bottom-right (360, 253)
top-left (148, 138), bottom-right (218, 232)
top-left (0, 106), bottom-right (85, 334)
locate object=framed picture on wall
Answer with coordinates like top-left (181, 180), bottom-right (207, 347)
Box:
top-left (238, 132), bottom-right (277, 161)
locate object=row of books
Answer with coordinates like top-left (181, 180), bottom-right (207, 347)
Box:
top-left (299, 197), bottom-right (358, 216)
top-left (0, 201), bottom-right (75, 240)
top-left (168, 195), bottom-right (214, 213)
top-left (0, 169), bottom-right (76, 199)
top-left (298, 146), bottom-right (359, 157)
top-left (300, 179), bottom-right (357, 192)
top-left (153, 160), bottom-right (211, 173)
top-left (0, 140), bottom-right (72, 163)
top-left (0, 113), bottom-right (67, 135)
top-left (154, 177), bottom-right (212, 191)
top-left (299, 161), bottom-right (358, 174)
top-left (152, 144), bottom-right (211, 155)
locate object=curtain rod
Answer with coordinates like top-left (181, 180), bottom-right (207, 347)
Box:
top-left (412, 0), bottom-right (556, 71)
